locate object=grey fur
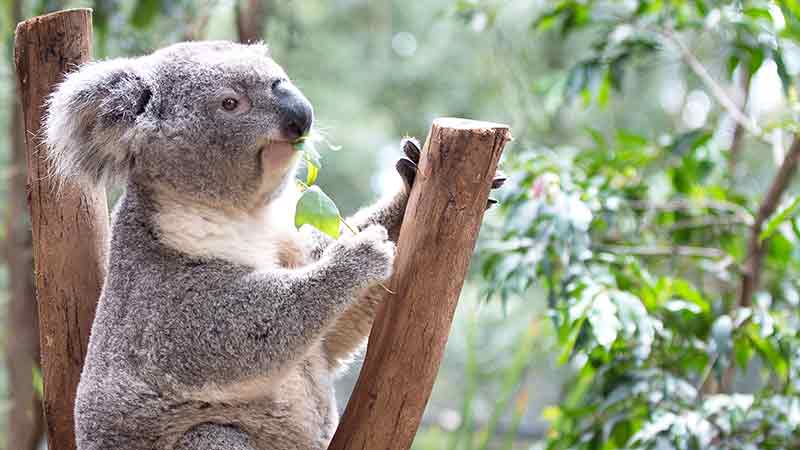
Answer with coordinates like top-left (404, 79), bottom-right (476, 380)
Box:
top-left (47, 41), bottom-right (501, 450)
top-left (46, 41), bottom-right (406, 450)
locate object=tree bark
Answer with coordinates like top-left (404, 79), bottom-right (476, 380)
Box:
top-left (14, 9), bottom-right (109, 450)
top-left (236, 0), bottom-right (268, 44)
top-left (4, 5), bottom-right (46, 450)
top-left (739, 136), bottom-right (800, 307)
top-left (328, 118), bottom-right (511, 450)
top-left (727, 69), bottom-right (751, 175)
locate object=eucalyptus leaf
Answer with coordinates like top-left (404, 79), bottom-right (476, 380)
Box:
top-left (588, 291), bottom-right (621, 350)
top-left (295, 186), bottom-right (341, 239)
top-left (760, 195), bottom-right (800, 242)
top-left (304, 152), bottom-right (320, 186)
top-left (711, 315), bottom-right (733, 355)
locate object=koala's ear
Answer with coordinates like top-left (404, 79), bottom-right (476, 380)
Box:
top-left (44, 58), bottom-right (154, 187)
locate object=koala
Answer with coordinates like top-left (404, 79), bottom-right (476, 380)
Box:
top-left (44, 41), bottom-right (504, 450)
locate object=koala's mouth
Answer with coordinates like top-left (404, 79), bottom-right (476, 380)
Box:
top-left (257, 139), bottom-right (299, 169)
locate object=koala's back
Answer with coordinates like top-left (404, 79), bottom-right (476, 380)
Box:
top-left (75, 187), bottom-right (338, 450)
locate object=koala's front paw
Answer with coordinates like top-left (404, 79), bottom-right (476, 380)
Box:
top-left (327, 225), bottom-right (395, 287)
top-left (299, 224), bottom-right (334, 261)
top-left (395, 137), bottom-right (507, 209)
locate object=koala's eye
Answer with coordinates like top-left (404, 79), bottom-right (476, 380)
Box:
top-left (214, 90), bottom-right (251, 115)
top-left (222, 98), bottom-right (239, 111)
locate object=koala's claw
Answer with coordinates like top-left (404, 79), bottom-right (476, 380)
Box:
top-left (491, 172), bottom-right (507, 189)
top-left (395, 138), bottom-right (506, 210)
top-left (402, 137), bottom-right (421, 163)
top-left (396, 138), bottom-right (421, 191)
top-left (396, 158), bottom-right (417, 192)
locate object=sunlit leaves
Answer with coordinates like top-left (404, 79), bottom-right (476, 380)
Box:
top-left (760, 195), bottom-right (800, 242)
top-left (131, 0), bottom-right (162, 29)
top-left (532, 0), bottom-right (591, 35)
top-left (479, 120), bottom-right (798, 449)
top-left (668, 128), bottom-right (712, 156)
top-left (294, 185), bottom-right (341, 239)
top-left (471, 1), bottom-right (800, 449)
top-left (292, 133), bottom-right (345, 238)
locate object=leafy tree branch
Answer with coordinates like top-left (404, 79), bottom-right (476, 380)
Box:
top-left (739, 135), bottom-right (800, 307)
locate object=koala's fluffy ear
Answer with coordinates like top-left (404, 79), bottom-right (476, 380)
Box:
top-left (45, 58), bottom-right (154, 186)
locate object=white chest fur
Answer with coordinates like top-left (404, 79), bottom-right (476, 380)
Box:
top-left (155, 189), bottom-right (303, 269)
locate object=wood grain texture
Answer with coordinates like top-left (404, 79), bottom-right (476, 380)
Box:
top-left (5, 3), bottom-right (45, 446)
top-left (329, 117), bottom-right (511, 450)
top-left (15, 9), bottom-right (109, 450)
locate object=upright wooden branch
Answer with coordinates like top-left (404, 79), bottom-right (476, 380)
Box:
top-left (329, 118), bottom-right (511, 450)
top-left (15, 9), bottom-right (109, 450)
top-left (739, 135), bottom-right (800, 306)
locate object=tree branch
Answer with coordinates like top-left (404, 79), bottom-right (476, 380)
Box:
top-left (328, 119), bottom-right (510, 450)
top-left (626, 198), bottom-right (753, 224)
top-left (15, 11), bottom-right (110, 450)
top-left (666, 216), bottom-right (749, 232)
top-left (738, 136), bottom-right (800, 306)
top-left (659, 29), bottom-right (764, 140)
top-left (4, 4), bottom-right (45, 450)
top-left (236, 0), bottom-right (268, 44)
top-left (728, 68), bottom-right (752, 173)
top-left (593, 244), bottom-right (729, 259)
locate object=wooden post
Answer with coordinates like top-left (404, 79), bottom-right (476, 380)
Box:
top-left (329, 118), bottom-right (511, 450)
top-left (15, 9), bottom-right (109, 450)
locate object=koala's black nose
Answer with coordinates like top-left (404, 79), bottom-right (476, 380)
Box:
top-left (274, 81), bottom-right (313, 141)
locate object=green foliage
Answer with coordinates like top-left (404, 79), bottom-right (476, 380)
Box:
top-left (130, 0), bottom-right (162, 29)
top-left (473, 0), bottom-right (800, 448)
top-left (4, 0), bottom-right (800, 448)
top-left (31, 366), bottom-right (42, 399)
top-left (760, 195), bottom-right (800, 242)
top-left (293, 133), bottom-right (350, 238)
top-left (294, 185), bottom-right (341, 239)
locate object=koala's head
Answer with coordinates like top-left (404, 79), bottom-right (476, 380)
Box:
top-left (45, 41), bottom-right (313, 210)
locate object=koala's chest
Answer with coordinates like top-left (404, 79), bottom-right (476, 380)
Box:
top-left (157, 205), bottom-right (308, 270)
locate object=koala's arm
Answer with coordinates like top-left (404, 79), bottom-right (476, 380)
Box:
top-left (168, 226), bottom-right (393, 389)
top-left (317, 140), bottom-right (419, 368)
top-left (317, 194), bottom-right (407, 369)
top-left (319, 138), bottom-right (506, 369)
top-left (298, 225), bottom-right (384, 369)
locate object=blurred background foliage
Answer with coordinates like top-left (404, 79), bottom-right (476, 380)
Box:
top-left (1, 0), bottom-right (799, 449)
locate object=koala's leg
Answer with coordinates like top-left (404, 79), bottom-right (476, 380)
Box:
top-left (173, 424), bottom-right (256, 450)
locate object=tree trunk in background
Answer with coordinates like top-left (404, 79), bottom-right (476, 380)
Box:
top-left (15, 10), bottom-right (109, 450)
top-left (236, 0), bottom-right (268, 44)
top-left (4, 90), bottom-right (44, 450)
top-left (4, 1), bottom-right (46, 449)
